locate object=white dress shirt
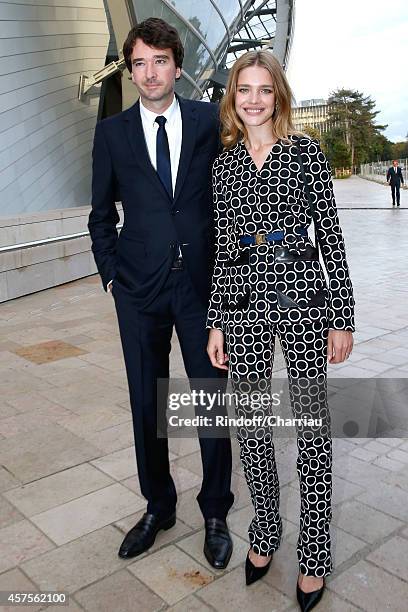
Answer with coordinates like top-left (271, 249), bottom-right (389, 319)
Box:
top-left (139, 95), bottom-right (182, 195)
top-left (108, 95), bottom-right (183, 293)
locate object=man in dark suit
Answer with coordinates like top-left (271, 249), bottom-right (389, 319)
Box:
top-left (88, 18), bottom-right (234, 568)
top-left (387, 160), bottom-right (404, 206)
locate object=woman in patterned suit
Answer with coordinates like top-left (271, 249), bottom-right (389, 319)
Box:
top-left (206, 50), bottom-right (355, 612)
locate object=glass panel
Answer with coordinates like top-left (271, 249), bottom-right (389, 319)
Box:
top-left (130, 1), bottom-right (214, 96)
top-left (210, 0), bottom-right (242, 25)
top-left (182, 28), bottom-right (210, 79)
top-left (175, 75), bottom-right (195, 98)
top-left (172, 1), bottom-right (228, 50)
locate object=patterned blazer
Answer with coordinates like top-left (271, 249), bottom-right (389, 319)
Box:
top-left (206, 135), bottom-right (355, 332)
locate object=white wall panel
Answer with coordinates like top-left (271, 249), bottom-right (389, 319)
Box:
top-left (0, 33), bottom-right (108, 56)
top-left (0, 0), bottom-right (109, 215)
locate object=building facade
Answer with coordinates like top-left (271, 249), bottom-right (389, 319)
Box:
top-left (292, 98), bottom-right (333, 136)
top-left (0, 0), bottom-right (295, 301)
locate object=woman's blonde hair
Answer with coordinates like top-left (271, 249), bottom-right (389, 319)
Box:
top-left (220, 50), bottom-right (302, 148)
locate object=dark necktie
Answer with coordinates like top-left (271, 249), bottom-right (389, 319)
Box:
top-left (155, 115), bottom-right (172, 198)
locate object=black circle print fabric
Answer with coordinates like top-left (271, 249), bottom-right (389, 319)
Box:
top-left (206, 136), bottom-right (355, 333)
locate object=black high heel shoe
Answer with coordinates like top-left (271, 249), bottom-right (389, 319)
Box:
top-left (245, 550), bottom-right (273, 585)
top-left (296, 576), bottom-right (325, 612)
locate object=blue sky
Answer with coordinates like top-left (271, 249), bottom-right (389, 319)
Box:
top-left (287, 0), bottom-right (408, 142)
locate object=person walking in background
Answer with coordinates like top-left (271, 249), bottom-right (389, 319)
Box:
top-left (88, 18), bottom-right (234, 569)
top-left (206, 50), bottom-right (354, 611)
top-left (387, 160), bottom-right (404, 206)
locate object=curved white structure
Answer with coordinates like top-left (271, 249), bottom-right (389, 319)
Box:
top-left (0, 0), bottom-right (110, 216)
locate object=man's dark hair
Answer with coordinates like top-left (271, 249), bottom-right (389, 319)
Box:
top-left (123, 18), bottom-right (184, 73)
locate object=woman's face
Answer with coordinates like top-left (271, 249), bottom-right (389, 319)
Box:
top-left (235, 65), bottom-right (276, 129)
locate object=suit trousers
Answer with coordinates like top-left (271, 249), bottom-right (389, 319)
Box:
top-left (112, 268), bottom-right (234, 521)
top-left (391, 182), bottom-right (401, 205)
top-left (225, 310), bottom-right (333, 577)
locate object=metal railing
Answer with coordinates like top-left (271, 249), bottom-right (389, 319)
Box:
top-left (0, 225), bottom-right (123, 254)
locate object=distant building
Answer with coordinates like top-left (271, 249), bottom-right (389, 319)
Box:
top-left (292, 99), bottom-right (333, 135)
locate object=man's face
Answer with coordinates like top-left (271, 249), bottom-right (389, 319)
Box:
top-left (393, 161), bottom-right (398, 167)
top-left (130, 39), bottom-right (181, 105)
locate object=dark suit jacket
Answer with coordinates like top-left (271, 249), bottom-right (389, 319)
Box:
top-left (88, 95), bottom-right (221, 308)
top-left (387, 166), bottom-right (404, 185)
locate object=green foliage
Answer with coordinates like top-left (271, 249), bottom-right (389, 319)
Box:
top-left (302, 126), bottom-right (321, 142)
top-left (391, 139), bottom-right (408, 160)
top-left (322, 128), bottom-right (351, 169)
top-left (370, 133), bottom-right (394, 161)
top-left (326, 88), bottom-right (388, 167)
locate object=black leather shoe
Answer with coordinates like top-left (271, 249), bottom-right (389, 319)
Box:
top-left (296, 577), bottom-right (325, 612)
top-left (203, 518), bottom-right (233, 569)
top-left (118, 512), bottom-right (176, 558)
top-left (245, 550), bottom-right (273, 585)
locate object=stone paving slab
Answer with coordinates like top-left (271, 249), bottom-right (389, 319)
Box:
top-left (127, 545), bottom-right (214, 605)
top-left (0, 519), bottom-right (55, 574)
top-left (0, 568), bottom-right (42, 612)
top-left (0, 176), bottom-right (407, 609)
top-left (196, 565), bottom-right (293, 611)
top-left (74, 569), bottom-right (165, 612)
top-left (331, 499), bottom-right (404, 543)
top-left (4, 463), bottom-right (114, 516)
top-left (21, 526), bottom-right (135, 594)
top-left (329, 559), bottom-right (408, 612)
top-left (0, 424), bottom-right (102, 484)
top-left (30, 482), bottom-right (145, 545)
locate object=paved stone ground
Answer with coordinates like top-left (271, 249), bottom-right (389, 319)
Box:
top-left (0, 176), bottom-right (407, 611)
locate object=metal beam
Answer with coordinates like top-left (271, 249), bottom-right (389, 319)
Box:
top-left (246, 8), bottom-right (277, 18)
top-left (240, 0), bottom-right (273, 28)
top-left (78, 57), bottom-right (126, 99)
top-left (228, 36), bottom-right (275, 53)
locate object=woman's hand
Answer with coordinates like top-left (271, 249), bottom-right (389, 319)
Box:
top-left (207, 329), bottom-right (229, 370)
top-left (327, 330), bottom-right (354, 364)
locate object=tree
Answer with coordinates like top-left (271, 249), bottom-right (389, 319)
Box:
top-left (322, 128), bottom-right (351, 169)
top-left (302, 126), bottom-right (321, 141)
top-left (327, 88), bottom-right (387, 168)
top-left (370, 133), bottom-right (394, 161)
top-left (391, 137), bottom-right (408, 160)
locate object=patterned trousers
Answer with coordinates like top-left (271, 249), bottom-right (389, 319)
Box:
top-left (225, 313), bottom-right (333, 577)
